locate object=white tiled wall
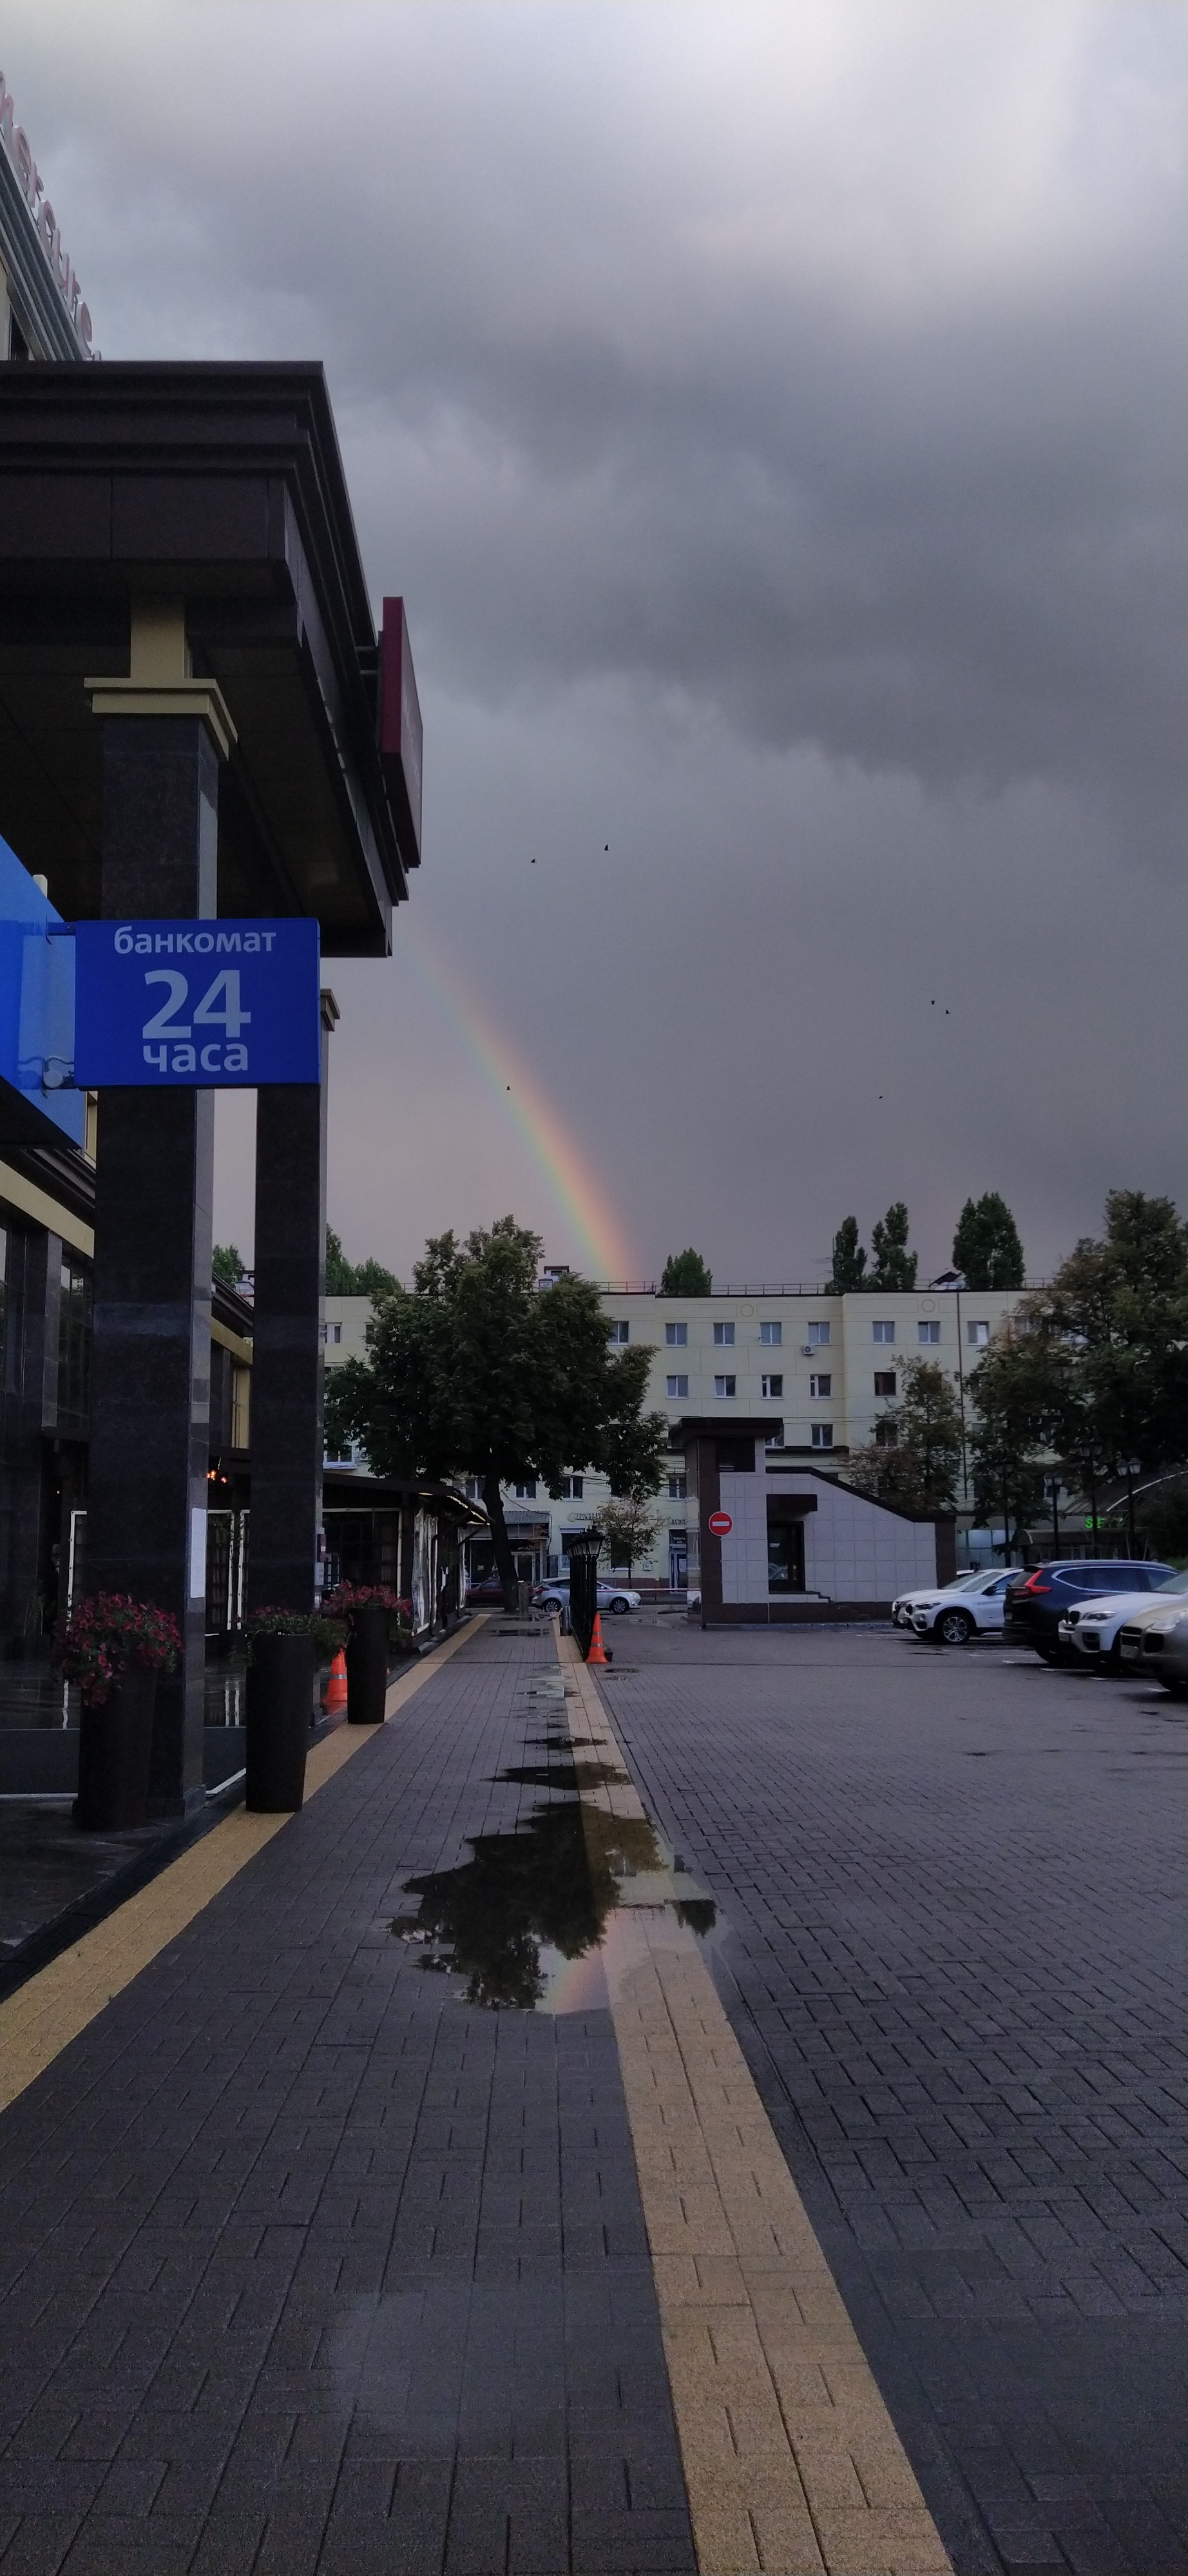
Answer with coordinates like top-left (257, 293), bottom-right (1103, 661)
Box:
top-left (718, 1469), bottom-right (936, 1603)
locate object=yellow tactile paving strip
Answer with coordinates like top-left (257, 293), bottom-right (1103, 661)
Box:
top-left (560, 1633), bottom-right (952, 2576)
top-left (0, 1616), bottom-right (483, 2116)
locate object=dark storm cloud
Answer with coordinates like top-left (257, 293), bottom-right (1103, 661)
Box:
top-left (8, 1), bottom-right (1187, 1275)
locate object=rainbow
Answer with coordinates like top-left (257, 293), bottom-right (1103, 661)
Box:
top-left (399, 922), bottom-right (636, 1281)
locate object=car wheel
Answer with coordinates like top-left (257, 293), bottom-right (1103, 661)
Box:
top-left (541, 1596), bottom-right (563, 1613)
top-left (936, 1608), bottom-right (975, 1645)
top-left (609, 1596), bottom-right (630, 1615)
top-left (1100, 1640), bottom-right (1124, 1672)
top-left (1158, 1676), bottom-right (1188, 1696)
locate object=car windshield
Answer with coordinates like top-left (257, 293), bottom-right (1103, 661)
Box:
top-left (1154, 1569), bottom-right (1188, 1594)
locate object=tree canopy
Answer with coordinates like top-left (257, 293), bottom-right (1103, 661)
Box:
top-left (325, 1217), bottom-right (667, 1604)
top-left (845, 1357), bottom-right (962, 1514)
top-left (868, 1202), bottom-right (917, 1290)
top-left (952, 1193), bottom-right (1024, 1289)
top-left (598, 1498), bottom-right (662, 1582)
top-left (212, 1243), bottom-right (245, 1289)
top-left (968, 1191), bottom-right (1188, 1550)
top-left (828, 1217), bottom-right (867, 1292)
top-left (325, 1226), bottom-right (399, 1298)
top-left (660, 1248), bottom-right (713, 1295)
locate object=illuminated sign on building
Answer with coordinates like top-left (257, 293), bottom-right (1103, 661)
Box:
top-left (0, 69), bottom-right (93, 354)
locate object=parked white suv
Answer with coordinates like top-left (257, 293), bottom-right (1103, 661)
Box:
top-left (1059, 1567), bottom-right (1188, 1669)
top-left (910, 1569), bottom-right (1020, 1643)
top-left (892, 1570), bottom-right (986, 1629)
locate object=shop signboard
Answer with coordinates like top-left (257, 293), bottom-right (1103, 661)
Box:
top-left (73, 918), bottom-right (321, 1087)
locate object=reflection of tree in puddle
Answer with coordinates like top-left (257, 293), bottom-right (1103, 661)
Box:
top-left (494, 1760), bottom-right (630, 1794)
top-left (392, 1770), bottom-right (717, 2011)
top-left (393, 1803), bottom-right (620, 2010)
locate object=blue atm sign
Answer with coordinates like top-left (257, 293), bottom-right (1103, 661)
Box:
top-left (74, 920), bottom-right (321, 1087)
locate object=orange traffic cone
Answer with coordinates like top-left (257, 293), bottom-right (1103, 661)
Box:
top-left (323, 1649), bottom-right (348, 1712)
top-left (586, 1612), bottom-right (609, 1666)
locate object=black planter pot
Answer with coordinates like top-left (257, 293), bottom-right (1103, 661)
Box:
top-left (247, 1633), bottom-right (314, 1811)
top-left (347, 1603), bottom-right (390, 1725)
top-left (75, 1665), bottom-right (158, 1830)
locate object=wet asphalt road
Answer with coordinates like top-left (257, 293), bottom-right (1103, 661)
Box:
top-left (599, 1621), bottom-right (1188, 2576)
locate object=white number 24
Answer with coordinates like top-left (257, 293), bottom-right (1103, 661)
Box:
top-left (142, 969), bottom-right (251, 1041)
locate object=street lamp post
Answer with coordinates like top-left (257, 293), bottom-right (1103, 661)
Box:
top-left (1123, 1457), bottom-right (1142, 1558)
top-left (567, 1525), bottom-right (602, 1662)
top-left (1044, 1473), bottom-right (1062, 1553)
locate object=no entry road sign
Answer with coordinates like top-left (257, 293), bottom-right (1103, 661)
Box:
top-left (707, 1509), bottom-right (733, 1536)
top-left (73, 918), bottom-right (321, 1087)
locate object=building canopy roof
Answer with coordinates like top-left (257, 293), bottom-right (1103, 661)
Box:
top-left (0, 363), bottom-right (417, 955)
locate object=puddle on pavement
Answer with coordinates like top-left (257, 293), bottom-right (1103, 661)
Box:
top-left (390, 1733), bottom-right (717, 2012)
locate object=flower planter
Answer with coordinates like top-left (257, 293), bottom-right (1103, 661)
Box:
top-left (247, 1632), bottom-right (314, 1811)
top-left (74, 1666), bottom-right (157, 1831)
top-left (347, 1601), bottom-right (390, 1725)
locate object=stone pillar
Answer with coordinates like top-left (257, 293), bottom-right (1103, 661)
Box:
top-left (0, 1225), bottom-right (60, 1650)
top-left (84, 601), bottom-right (235, 1815)
top-left (247, 991), bottom-right (337, 1615)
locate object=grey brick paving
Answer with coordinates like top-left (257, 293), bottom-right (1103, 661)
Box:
top-left (601, 1623), bottom-right (1188, 2576)
top-left (0, 1628), bottom-right (694, 2576)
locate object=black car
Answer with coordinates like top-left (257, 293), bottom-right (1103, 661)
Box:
top-left (1004, 1560), bottom-right (1176, 1661)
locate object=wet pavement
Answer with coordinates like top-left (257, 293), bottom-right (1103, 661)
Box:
top-left (0, 1664), bottom-right (329, 1983)
top-left (0, 1624), bottom-right (695, 2576)
top-left (0, 1616), bottom-right (1182, 2574)
top-left (599, 1622), bottom-right (1188, 2576)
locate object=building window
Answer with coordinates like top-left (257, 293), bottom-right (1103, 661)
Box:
top-left (810, 1423), bottom-right (834, 1449)
top-left (917, 1320), bottom-right (940, 1344)
top-left (807, 1320), bottom-right (830, 1347)
top-left (759, 1320), bottom-right (781, 1345)
top-left (874, 1371), bottom-right (897, 1397)
top-left (875, 1420), bottom-right (899, 1448)
top-left (515, 1481), bottom-right (537, 1499)
top-left (665, 1321), bottom-right (687, 1346)
top-left (764, 1432), bottom-right (783, 1450)
top-left (57, 1257), bottom-right (93, 1435)
top-left (809, 1373), bottom-right (831, 1399)
top-left (667, 1473), bottom-right (687, 1500)
top-left (713, 1374), bottom-right (736, 1398)
top-left (872, 1320), bottom-right (895, 1343)
top-left (559, 1475), bottom-right (584, 1499)
top-left (968, 1319), bottom-right (990, 1347)
top-left (713, 1321), bottom-right (735, 1347)
top-left (608, 1320), bottom-right (629, 1343)
top-left (465, 1478), bottom-right (483, 1501)
top-left (761, 1374), bottom-right (783, 1399)
top-left (324, 1320), bottom-right (342, 1345)
top-left (666, 1373), bottom-right (689, 1399)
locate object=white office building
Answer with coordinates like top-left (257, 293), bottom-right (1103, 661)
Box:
top-left (323, 1278), bottom-right (1022, 1591)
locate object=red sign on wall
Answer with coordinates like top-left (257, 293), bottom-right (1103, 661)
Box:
top-left (707, 1510), bottom-right (733, 1537)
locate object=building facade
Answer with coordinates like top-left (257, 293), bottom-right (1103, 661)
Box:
top-left (0, 65), bottom-right (97, 362)
top-left (323, 1279), bottom-right (1024, 1595)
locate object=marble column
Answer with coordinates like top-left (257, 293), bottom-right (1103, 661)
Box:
top-left (247, 993), bottom-right (336, 1615)
top-left (84, 606), bottom-right (231, 1814)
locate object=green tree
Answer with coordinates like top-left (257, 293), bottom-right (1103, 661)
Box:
top-left (325, 1217), bottom-right (663, 1609)
top-left (212, 1243), bottom-right (245, 1288)
top-left (598, 1498), bottom-right (662, 1582)
top-left (325, 1226), bottom-right (399, 1297)
top-left (845, 1357), bottom-right (963, 1513)
top-left (869, 1202), bottom-right (917, 1290)
top-left (828, 1216), bottom-right (867, 1293)
top-left (660, 1248), bottom-right (713, 1295)
top-left (1045, 1190), bottom-right (1188, 1476)
top-left (967, 1313), bottom-right (1082, 1558)
top-left (952, 1193), bottom-right (1025, 1289)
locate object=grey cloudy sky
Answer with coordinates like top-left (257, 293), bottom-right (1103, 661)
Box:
top-left (10, 1), bottom-right (1185, 1282)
